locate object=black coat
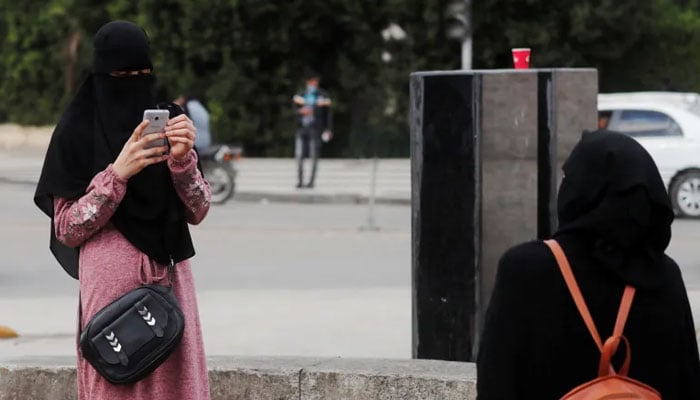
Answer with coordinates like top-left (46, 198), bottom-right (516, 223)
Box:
top-left (478, 130), bottom-right (700, 399)
top-left (476, 235), bottom-right (700, 399)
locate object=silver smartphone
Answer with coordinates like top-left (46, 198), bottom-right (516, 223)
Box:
top-left (142, 109), bottom-right (169, 150)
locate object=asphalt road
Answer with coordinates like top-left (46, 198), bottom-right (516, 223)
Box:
top-left (0, 182), bottom-right (698, 359)
top-left (0, 182), bottom-right (411, 297)
top-left (0, 182), bottom-right (412, 358)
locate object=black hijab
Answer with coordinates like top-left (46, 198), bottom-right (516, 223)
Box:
top-left (554, 129), bottom-right (674, 288)
top-left (34, 21), bottom-right (196, 279)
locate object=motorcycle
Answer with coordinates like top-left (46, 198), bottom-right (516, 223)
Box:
top-left (198, 145), bottom-right (241, 204)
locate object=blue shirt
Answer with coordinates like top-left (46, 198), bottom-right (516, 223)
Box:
top-left (302, 91), bottom-right (318, 127)
top-left (187, 100), bottom-right (211, 150)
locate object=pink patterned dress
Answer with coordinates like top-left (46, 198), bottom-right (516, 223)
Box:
top-left (53, 150), bottom-right (211, 400)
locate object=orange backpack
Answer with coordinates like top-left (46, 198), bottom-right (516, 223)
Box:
top-left (544, 240), bottom-right (662, 400)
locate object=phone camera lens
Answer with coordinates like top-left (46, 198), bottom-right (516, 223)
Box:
top-left (154, 116), bottom-right (159, 120)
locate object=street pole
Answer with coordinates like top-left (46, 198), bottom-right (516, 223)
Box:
top-left (361, 130), bottom-right (380, 232)
top-left (362, 155), bottom-right (380, 231)
top-left (462, 36), bottom-right (472, 70)
top-left (462, 0), bottom-right (472, 70)
top-left (446, 0), bottom-right (473, 70)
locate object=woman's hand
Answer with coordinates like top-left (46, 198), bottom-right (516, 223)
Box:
top-left (165, 114), bottom-right (196, 160)
top-left (113, 120), bottom-right (170, 181)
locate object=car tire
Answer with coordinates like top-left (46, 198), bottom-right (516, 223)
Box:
top-left (670, 171), bottom-right (700, 218)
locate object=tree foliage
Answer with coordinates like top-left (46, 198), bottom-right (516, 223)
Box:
top-left (2, 0), bottom-right (700, 156)
top-left (472, 0), bottom-right (700, 91)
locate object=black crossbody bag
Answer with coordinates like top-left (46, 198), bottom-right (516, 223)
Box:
top-left (79, 260), bottom-right (185, 384)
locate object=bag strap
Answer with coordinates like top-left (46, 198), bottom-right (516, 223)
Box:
top-left (77, 258), bottom-right (176, 343)
top-left (544, 240), bottom-right (604, 351)
top-left (544, 240), bottom-right (636, 353)
top-left (613, 285), bottom-right (635, 338)
top-left (602, 285), bottom-right (635, 377)
top-left (78, 291), bottom-right (83, 352)
top-left (599, 334), bottom-right (632, 377)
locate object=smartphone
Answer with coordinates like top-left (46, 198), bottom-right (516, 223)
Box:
top-left (142, 109), bottom-right (170, 150)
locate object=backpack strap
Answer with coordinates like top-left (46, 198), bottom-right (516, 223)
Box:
top-left (544, 239), bottom-right (604, 351)
top-left (613, 285), bottom-right (635, 339)
top-left (606, 285), bottom-right (635, 376)
top-left (599, 334), bottom-right (632, 377)
top-left (544, 240), bottom-right (636, 352)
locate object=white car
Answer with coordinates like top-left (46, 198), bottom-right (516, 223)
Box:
top-left (598, 92), bottom-right (700, 218)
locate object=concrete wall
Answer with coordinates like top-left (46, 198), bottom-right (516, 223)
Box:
top-left (0, 357), bottom-right (477, 400)
top-left (478, 69), bottom-right (598, 339)
top-left (410, 69), bottom-right (598, 361)
top-left (478, 69), bottom-right (598, 352)
top-left (552, 69), bottom-right (599, 167)
top-left (479, 71), bottom-right (540, 340)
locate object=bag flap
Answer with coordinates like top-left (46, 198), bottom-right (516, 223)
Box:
top-left (134, 293), bottom-right (170, 337)
top-left (83, 286), bottom-right (181, 366)
top-left (91, 306), bottom-right (154, 366)
top-left (88, 291), bottom-right (170, 361)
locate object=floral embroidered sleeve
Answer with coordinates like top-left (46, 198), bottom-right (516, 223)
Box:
top-left (53, 164), bottom-right (127, 248)
top-left (168, 150), bottom-right (211, 225)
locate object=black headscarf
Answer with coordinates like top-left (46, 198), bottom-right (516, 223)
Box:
top-left (554, 129), bottom-right (674, 288)
top-left (34, 21), bottom-right (195, 279)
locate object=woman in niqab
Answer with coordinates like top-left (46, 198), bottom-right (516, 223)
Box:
top-left (477, 130), bottom-right (700, 399)
top-left (34, 21), bottom-right (212, 399)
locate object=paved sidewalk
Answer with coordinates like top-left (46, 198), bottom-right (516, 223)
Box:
top-left (0, 149), bottom-right (410, 205)
top-left (235, 158), bottom-right (410, 205)
top-left (0, 288), bottom-right (411, 359)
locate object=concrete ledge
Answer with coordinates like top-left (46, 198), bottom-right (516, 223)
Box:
top-left (0, 356), bottom-right (476, 400)
top-left (299, 358), bottom-right (476, 400)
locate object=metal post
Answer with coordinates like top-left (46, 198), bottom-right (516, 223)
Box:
top-left (462, 0), bottom-right (472, 70)
top-left (462, 36), bottom-right (472, 70)
top-left (446, 0), bottom-right (472, 69)
top-left (361, 156), bottom-right (380, 231)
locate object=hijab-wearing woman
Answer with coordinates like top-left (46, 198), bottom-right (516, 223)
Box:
top-left (477, 130), bottom-right (700, 399)
top-left (34, 21), bottom-right (211, 399)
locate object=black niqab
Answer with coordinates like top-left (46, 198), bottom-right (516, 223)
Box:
top-left (554, 129), bottom-right (674, 288)
top-left (34, 21), bottom-right (195, 279)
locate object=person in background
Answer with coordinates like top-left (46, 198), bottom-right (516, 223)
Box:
top-left (477, 130), bottom-right (700, 399)
top-left (175, 94), bottom-right (212, 152)
top-left (293, 72), bottom-right (333, 189)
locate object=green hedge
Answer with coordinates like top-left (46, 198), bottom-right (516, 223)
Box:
top-left (2, 0), bottom-right (700, 157)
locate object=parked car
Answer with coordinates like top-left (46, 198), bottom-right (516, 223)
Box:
top-left (598, 92), bottom-right (700, 218)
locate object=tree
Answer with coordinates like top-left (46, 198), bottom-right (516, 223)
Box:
top-left (3, 0), bottom-right (700, 156)
top-left (0, 1), bottom-right (77, 124)
top-left (472, 0), bottom-right (700, 91)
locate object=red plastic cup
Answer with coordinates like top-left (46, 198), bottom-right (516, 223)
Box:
top-left (512, 48), bottom-right (531, 69)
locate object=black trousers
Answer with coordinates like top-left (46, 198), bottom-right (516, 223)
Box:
top-left (295, 127), bottom-right (321, 186)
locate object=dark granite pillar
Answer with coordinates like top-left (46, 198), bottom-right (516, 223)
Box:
top-left (411, 69), bottom-right (597, 362)
top-left (410, 73), bottom-right (481, 362)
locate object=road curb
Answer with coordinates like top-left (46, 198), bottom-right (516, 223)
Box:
top-left (0, 178), bottom-right (411, 206)
top-left (234, 191), bottom-right (410, 206)
top-left (0, 177), bottom-right (35, 187)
